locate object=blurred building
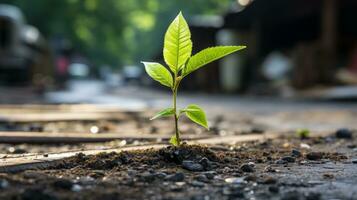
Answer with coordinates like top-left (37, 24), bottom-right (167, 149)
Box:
top-left (167, 0), bottom-right (357, 95)
top-left (0, 4), bottom-right (54, 87)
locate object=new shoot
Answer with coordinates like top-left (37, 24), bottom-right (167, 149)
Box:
top-left (142, 12), bottom-right (246, 146)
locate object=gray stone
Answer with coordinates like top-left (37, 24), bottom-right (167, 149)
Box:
top-left (182, 160), bottom-right (204, 172)
top-left (335, 128), bottom-right (353, 139)
top-left (291, 149), bottom-right (302, 157)
top-left (240, 163), bottom-right (254, 172)
top-left (195, 175), bottom-right (209, 183)
top-left (306, 152), bottom-right (323, 160)
top-left (199, 157), bottom-right (212, 170)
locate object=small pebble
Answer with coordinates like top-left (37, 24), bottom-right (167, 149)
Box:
top-left (0, 179), bottom-right (9, 189)
top-left (248, 162), bottom-right (255, 167)
top-left (199, 157), bottom-right (212, 170)
top-left (7, 147), bottom-right (27, 154)
top-left (323, 173), bottom-right (334, 179)
top-left (195, 175), bottom-right (209, 183)
top-left (264, 166), bottom-right (278, 172)
top-left (88, 171), bottom-right (105, 178)
top-left (240, 163), bottom-right (254, 172)
top-left (204, 171), bottom-right (215, 180)
top-left (300, 143), bottom-right (311, 149)
top-left (291, 149), bottom-right (302, 157)
top-left (71, 184), bottom-right (82, 192)
top-left (306, 152), bottom-right (323, 160)
top-left (182, 160), bottom-right (204, 172)
top-left (225, 177), bottom-right (246, 184)
top-left (90, 126), bottom-right (100, 134)
top-left (335, 128), bottom-right (353, 139)
top-left (155, 172), bottom-right (167, 179)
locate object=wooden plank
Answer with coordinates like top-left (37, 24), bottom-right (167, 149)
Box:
top-left (0, 132), bottom-right (211, 144)
top-left (0, 105), bottom-right (145, 118)
top-left (0, 133), bottom-right (278, 173)
top-left (191, 134), bottom-right (276, 144)
top-left (0, 104), bottom-right (140, 112)
top-left (0, 112), bottom-right (130, 122)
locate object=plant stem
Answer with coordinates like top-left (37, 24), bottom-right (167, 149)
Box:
top-left (173, 86), bottom-right (180, 146)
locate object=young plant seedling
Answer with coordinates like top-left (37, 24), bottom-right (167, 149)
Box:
top-left (142, 12), bottom-right (246, 146)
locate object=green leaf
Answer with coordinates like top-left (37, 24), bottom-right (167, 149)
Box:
top-left (142, 62), bottom-right (173, 88)
top-left (184, 104), bottom-right (209, 130)
top-left (169, 135), bottom-right (179, 146)
top-left (150, 108), bottom-right (174, 120)
top-left (163, 12), bottom-right (192, 73)
top-left (182, 46), bottom-right (246, 76)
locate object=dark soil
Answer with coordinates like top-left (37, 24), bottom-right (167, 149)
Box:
top-left (0, 134), bottom-right (356, 200)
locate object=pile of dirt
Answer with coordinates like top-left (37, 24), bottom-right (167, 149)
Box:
top-left (52, 145), bottom-right (220, 172)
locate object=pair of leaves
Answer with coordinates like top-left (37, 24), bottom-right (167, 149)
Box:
top-left (142, 12), bottom-right (191, 89)
top-left (142, 12), bottom-right (246, 89)
top-left (151, 104), bottom-right (208, 130)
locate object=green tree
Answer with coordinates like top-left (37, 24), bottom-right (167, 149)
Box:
top-left (0, 0), bottom-right (232, 67)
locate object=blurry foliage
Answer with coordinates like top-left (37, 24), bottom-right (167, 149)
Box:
top-left (0, 0), bottom-right (232, 67)
top-left (296, 128), bottom-right (310, 139)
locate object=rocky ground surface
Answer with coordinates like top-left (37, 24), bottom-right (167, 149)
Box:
top-left (0, 131), bottom-right (356, 200)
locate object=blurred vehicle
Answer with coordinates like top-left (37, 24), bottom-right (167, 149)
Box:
top-left (0, 4), bottom-right (54, 86)
top-left (122, 65), bottom-right (144, 85)
top-left (99, 66), bottom-right (124, 87)
top-left (68, 63), bottom-right (90, 78)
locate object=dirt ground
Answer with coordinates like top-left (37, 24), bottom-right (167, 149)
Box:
top-left (0, 133), bottom-right (356, 200)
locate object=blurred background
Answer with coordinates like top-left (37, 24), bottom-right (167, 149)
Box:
top-left (0, 0), bottom-right (357, 105)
